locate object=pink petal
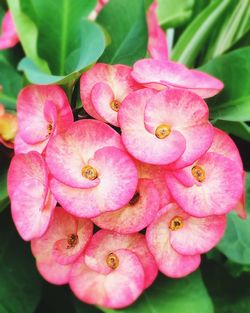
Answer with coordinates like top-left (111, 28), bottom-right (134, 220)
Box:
top-left (46, 119), bottom-right (124, 189)
top-left (147, 2), bottom-right (168, 61)
top-left (118, 89), bottom-right (186, 165)
top-left (137, 161), bottom-right (172, 206)
top-left (91, 82), bottom-right (118, 126)
top-left (50, 146), bottom-right (138, 218)
top-left (31, 207), bottom-right (93, 285)
top-left (132, 59), bottom-right (224, 98)
top-left (17, 85), bottom-right (73, 153)
top-left (14, 132), bottom-right (48, 154)
top-left (70, 250), bottom-right (144, 309)
top-left (84, 230), bottom-right (158, 288)
top-left (165, 203), bottom-right (227, 255)
top-left (80, 63), bottom-right (140, 125)
top-left (209, 127), bottom-right (243, 170)
top-left (0, 11), bottom-right (19, 50)
top-left (7, 152), bottom-right (56, 241)
top-left (166, 152), bottom-right (243, 217)
top-left (92, 178), bottom-right (160, 233)
top-left (146, 206), bottom-right (201, 278)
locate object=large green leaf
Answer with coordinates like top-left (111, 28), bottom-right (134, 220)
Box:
top-left (0, 168), bottom-right (9, 213)
top-left (0, 211), bottom-right (42, 313)
top-left (7, 0), bottom-right (50, 72)
top-left (8, 0), bottom-right (105, 85)
top-left (217, 173), bottom-right (250, 264)
top-left (18, 20), bottom-right (105, 85)
top-left (99, 271), bottom-right (213, 313)
top-left (200, 47), bottom-right (250, 122)
top-left (213, 120), bottom-right (250, 142)
top-left (97, 0), bottom-right (148, 65)
top-left (202, 259), bottom-right (250, 313)
top-left (0, 58), bottom-right (22, 110)
top-left (171, 0), bottom-right (230, 66)
top-left (157, 0), bottom-right (194, 29)
top-left (204, 0), bottom-right (250, 61)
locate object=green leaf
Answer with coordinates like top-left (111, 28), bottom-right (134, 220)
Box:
top-left (0, 211), bottom-right (42, 313)
top-left (33, 0), bottom-right (97, 75)
top-left (0, 59), bottom-right (22, 110)
top-left (217, 173), bottom-right (250, 264)
top-left (200, 47), bottom-right (250, 122)
top-left (99, 271), bottom-right (214, 313)
top-left (97, 0), bottom-right (148, 65)
top-left (204, 0), bottom-right (250, 61)
top-left (73, 297), bottom-right (102, 313)
top-left (18, 20), bottom-right (105, 85)
top-left (7, 0), bottom-right (50, 72)
top-left (212, 120), bottom-right (250, 142)
top-left (171, 0), bottom-right (230, 67)
top-left (202, 259), bottom-right (250, 313)
top-left (157, 0), bottom-right (195, 29)
top-left (0, 168), bottom-right (9, 213)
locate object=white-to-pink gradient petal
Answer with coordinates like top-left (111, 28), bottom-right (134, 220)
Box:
top-left (131, 59), bottom-right (224, 98)
top-left (164, 203), bottom-right (227, 255)
top-left (70, 250), bottom-right (145, 309)
top-left (16, 85), bottom-right (73, 153)
top-left (7, 152), bottom-right (56, 241)
top-left (146, 207), bottom-right (201, 278)
top-left (84, 230), bottom-right (158, 289)
top-left (0, 11), bottom-right (19, 50)
top-left (147, 2), bottom-right (168, 61)
top-left (50, 147), bottom-right (138, 218)
top-left (92, 179), bottom-right (160, 234)
top-left (144, 89), bottom-right (214, 169)
top-left (31, 207), bottom-right (93, 285)
top-left (80, 63), bottom-right (140, 126)
top-left (166, 152), bottom-right (243, 217)
top-left (118, 89), bottom-right (186, 165)
top-left (46, 119), bottom-right (124, 188)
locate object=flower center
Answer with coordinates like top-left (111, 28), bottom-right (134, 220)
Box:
top-left (155, 124), bottom-right (171, 139)
top-left (106, 252), bottom-right (119, 269)
top-left (169, 216), bottom-right (184, 231)
top-left (81, 165), bottom-right (98, 180)
top-left (47, 123), bottom-right (53, 135)
top-left (191, 165), bottom-right (206, 182)
top-left (66, 233), bottom-right (78, 249)
top-left (129, 191), bottom-right (140, 206)
top-left (110, 99), bottom-right (121, 112)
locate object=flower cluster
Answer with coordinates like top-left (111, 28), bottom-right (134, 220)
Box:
top-left (6, 1), bottom-right (245, 310)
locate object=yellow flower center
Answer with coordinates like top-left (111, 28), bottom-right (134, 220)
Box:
top-left (169, 216), bottom-right (184, 231)
top-left (191, 165), bottom-right (206, 182)
top-left (81, 165), bottom-right (98, 180)
top-left (110, 99), bottom-right (121, 112)
top-left (106, 252), bottom-right (119, 269)
top-left (47, 123), bottom-right (53, 135)
top-left (66, 233), bottom-right (78, 249)
top-left (155, 124), bottom-right (171, 139)
top-left (129, 191), bottom-right (140, 206)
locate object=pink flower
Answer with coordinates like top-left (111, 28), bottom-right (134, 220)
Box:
top-left (7, 151), bottom-right (56, 241)
top-left (166, 152), bottom-right (243, 217)
top-left (0, 11), bottom-right (19, 50)
top-left (46, 119), bottom-right (138, 218)
top-left (131, 59), bottom-right (224, 98)
top-left (0, 104), bottom-right (17, 148)
top-left (147, 1), bottom-right (168, 61)
top-left (80, 63), bottom-right (140, 126)
top-left (118, 88), bottom-right (213, 167)
top-left (31, 207), bottom-right (93, 285)
top-left (92, 178), bottom-right (160, 233)
top-left (146, 203), bottom-right (226, 277)
top-left (69, 230), bottom-right (158, 309)
top-left (15, 85), bottom-right (73, 154)
top-left (136, 160), bottom-right (172, 206)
